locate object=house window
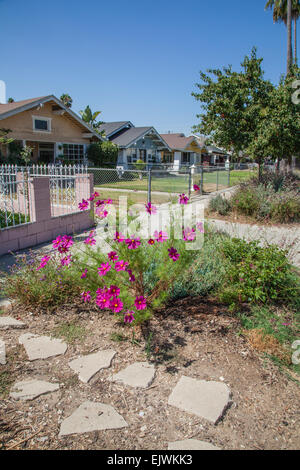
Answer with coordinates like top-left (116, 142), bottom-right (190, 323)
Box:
top-left (33, 116), bottom-right (51, 132)
top-left (182, 152), bottom-right (191, 164)
top-left (162, 152), bottom-right (173, 164)
top-left (62, 144), bottom-right (85, 163)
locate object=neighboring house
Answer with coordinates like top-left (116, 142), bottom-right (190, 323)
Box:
top-left (99, 121), bottom-right (170, 169)
top-left (159, 133), bottom-right (204, 170)
top-left (201, 145), bottom-right (229, 167)
top-left (0, 95), bottom-right (103, 164)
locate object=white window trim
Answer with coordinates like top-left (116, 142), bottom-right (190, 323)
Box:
top-left (32, 115), bottom-right (52, 133)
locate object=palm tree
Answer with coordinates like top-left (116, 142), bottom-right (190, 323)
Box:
top-left (79, 105), bottom-right (103, 131)
top-left (265, 0), bottom-right (300, 70)
top-left (60, 93), bottom-right (73, 108)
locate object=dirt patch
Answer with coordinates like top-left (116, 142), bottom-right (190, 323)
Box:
top-left (0, 297), bottom-right (299, 450)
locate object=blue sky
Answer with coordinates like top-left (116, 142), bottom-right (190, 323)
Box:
top-left (0, 0), bottom-right (296, 135)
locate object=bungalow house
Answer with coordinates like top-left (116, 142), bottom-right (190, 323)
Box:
top-left (159, 133), bottom-right (204, 170)
top-left (99, 121), bottom-right (170, 169)
top-left (0, 95), bottom-right (103, 164)
top-left (201, 145), bottom-right (229, 167)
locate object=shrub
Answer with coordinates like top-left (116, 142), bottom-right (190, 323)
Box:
top-left (270, 194), bottom-right (300, 223)
top-left (87, 141), bottom-right (118, 166)
top-left (230, 186), bottom-right (260, 217)
top-left (218, 238), bottom-right (300, 309)
top-left (208, 195), bottom-right (231, 215)
top-left (0, 210), bottom-right (29, 228)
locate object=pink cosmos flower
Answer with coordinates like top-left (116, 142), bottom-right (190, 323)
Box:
top-left (109, 285), bottom-right (120, 297)
top-left (109, 297), bottom-right (123, 313)
top-left (54, 235), bottom-right (74, 254)
top-left (98, 263), bottom-right (112, 276)
top-left (81, 291), bottom-right (91, 303)
top-left (61, 255), bottom-right (72, 266)
top-left (84, 236), bottom-right (96, 245)
top-left (179, 193), bottom-right (189, 205)
top-left (196, 222), bottom-right (204, 233)
top-left (145, 202), bottom-right (157, 215)
top-left (80, 269), bottom-right (88, 278)
top-left (78, 199), bottom-right (89, 211)
top-left (88, 191), bottom-right (100, 202)
top-left (96, 199), bottom-right (105, 207)
top-left (108, 251), bottom-right (119, 262)
top-left (124, 311), bottom-right (135, 324)
top-left (114, 231), bottom-right (125, 243)
top-left (36, 255), bottom-right (50, 270)
top-left (168, 247), bottom-right (180, 262)
top-left (148, 238), bottom-right (155, 246)
top-left (52, 235), bottom-right (63, 249)
top-left (104, 199), bottom-right (113, 204)
top-left (96, 293), bottom-right (111, 309)
top-left (126, 269), bottom-right (136, 282)
top-left (193, 184), bottom-right (200, 191)
top-left (134, 296), bottom-right (147, 310)
top-left (95, 207), bottom-right (108, 219)
top-left (115, 260), bottom-right (129, 271)
top-left (183, 227), bottom-right (196, 241)
top-left (153, 230), bottom-right (168, 243)
top-left (125, 237), bottom-right (141, 249)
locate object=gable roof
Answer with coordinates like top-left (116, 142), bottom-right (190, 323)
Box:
top-left (160, 133), bottom-right (201, 151)
top-left (110, 126), bottom-right (170, 149)
top-left (98, 121), bottom-right (133, 138)
top-left (0, 95), bottom-right (104, 141)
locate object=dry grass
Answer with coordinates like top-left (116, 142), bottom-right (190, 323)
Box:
top-left (243, 328), bottom-right (291, 364)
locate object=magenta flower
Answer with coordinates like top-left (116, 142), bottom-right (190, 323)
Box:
top-left (196, 222), bottom-right (204, 233)
top-left (115, 260), bottom-right (129, 271)
top-left (125, 237), bottom-right (141, 249)
top-left (127, 269), bottom-right (136, 282)
top-left (193, 184), bottom-right (200, 191)
top-left (153, 230), bottom-right (168, 243)
top-left (61, 255), bottom-right (72, 266)
top-left (84, 236), bottom-right (96, 246)
top-left (104, 198), bottom-right (113, 204)
top-left (179, 193), bottom-right (189, 204)
top-left (109, 297), bottom-right (123, 313)
top-left (134, 296), bottom-right (147, 310)
top-left (81, 291), bottom-right (91, 303)
top-left (88, 191), bottom-right (100, 202)
top-left (96, 199), bottom-right (105, 207)
top-left (57, 235), bottom-right (74, 253)
top-left (183, 227), bottom-right (196, 241)
top-left (108, 251), bottom-right (119, 262)
top-left (109, 285), bottom-right (120, 297)
top-left (114, 231), bottom-right (125, 243)
top-left (145, 202), bottom-right (157, 215)
top-left (95, 207), bottom-right (108, 219)
top-left (80, 269), bottom-right (88, 278)
top-left (124, 310), bottom-right (135, 323)
top-left (36, 255), bottom-right (50, 270)
top-left (52, 235), bottom-right (63, 249)
top-left (168, 247), bottom-right (180, 262)
top-left (96, 293), bottom-right (111, 309)
top-left (98, 263), bottom-right (112, 276)
top-left (78, 199), bottom-right (89, 211)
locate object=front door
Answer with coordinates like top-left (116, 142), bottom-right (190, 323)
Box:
top-left (39, 143), bottom-right (55, 164)
top-left (139, 149), bottom-right (147, 162)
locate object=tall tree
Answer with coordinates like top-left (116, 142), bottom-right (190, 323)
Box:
top-left (60, 93), bottom-right (73, 108)
top-left (265, 0), bottom-right (300, 69)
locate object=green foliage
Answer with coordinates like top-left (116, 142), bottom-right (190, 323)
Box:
top-left (3, 254), bottom-right (83, 311)
top-left (52, 322), bottom-right (87, 343)
top-left (208, 194), bottom-right (231, 215)
top-left (87, 141), bottom-right (118, 166)
top-left (134, 159), bottom-right (146, 171)
top-left (0, 210), bottom-right (29, 228)
top-left (270, 195), bottom-right (300, 223)
top-left (231, 187), bottom-right (261, 216)
top-left (218, 238), bottom-right (300, 309)
top-left (60, 93), bottom-right (73, 108)
top-left (79, 105), bottom-right (103, 132)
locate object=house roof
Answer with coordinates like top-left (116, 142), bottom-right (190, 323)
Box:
top-left (0, 95), bottom-right (104, 141)
top-left (98, 121), bottom-right (133, 138)
top-left (110, 126), bottom-right (170, 149)
top-left (206, 145), bottom-right (228, 155)
top-left (160, 133), bottom-right (200, 151)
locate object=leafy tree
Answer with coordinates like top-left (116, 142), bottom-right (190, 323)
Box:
top-left (79, 105), bottom-right (104, 133)
top-left (192, 48), bottom-right (274, 173)
top-left (60, 93), bottom-right (73, 108)
top-left (87, 141), bottom-right (118, 166)
top-left (7, 97), bottom-right (14, 103)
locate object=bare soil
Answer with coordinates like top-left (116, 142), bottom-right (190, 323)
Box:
top-left (1, 297), bottom-right (299, 450)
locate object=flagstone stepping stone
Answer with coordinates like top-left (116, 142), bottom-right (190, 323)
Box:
top-left (168, 439), bottom-right (220, 450)
top-left (59, 401), bottom-right (128, 436)
top-left (68, 349), bottom-right (116, 383)
top-left (0, 299), bottom-right (12, 312)
top-left (110, 362), bottom-right (155, 388)
top-left (19, 333), bottom-right (67, 360)
top-left (168, 376), bottom-right (230, 424)
top-left (0, 339), bottom-right (5, 365)
top-left (10, 379), bottom-right (60, 400)
top-left (0, 316), bottom-right (26, 330)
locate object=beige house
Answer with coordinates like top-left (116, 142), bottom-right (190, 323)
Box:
top-left (0, 95), bottom-right (103, 164)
